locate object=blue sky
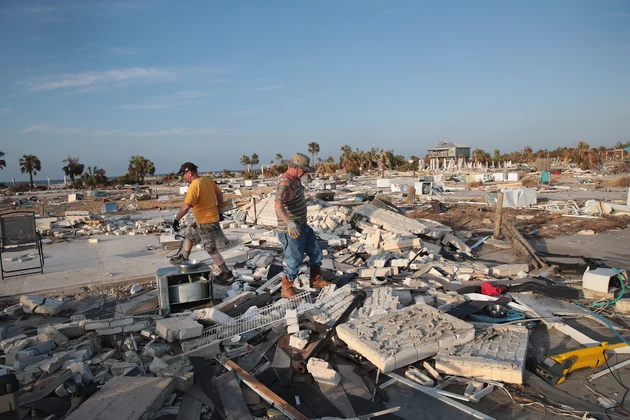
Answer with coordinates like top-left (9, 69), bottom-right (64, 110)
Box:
top-left (1, 0), bottom-right (629, 182)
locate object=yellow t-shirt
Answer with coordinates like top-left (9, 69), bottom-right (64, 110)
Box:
top-left (184, 178), bottom-right (221, 224)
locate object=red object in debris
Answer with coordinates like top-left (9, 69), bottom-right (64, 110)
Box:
top-left (481, 282), bottom-right (507, 296)
top-left (102, 199), bottom-right (110, 203)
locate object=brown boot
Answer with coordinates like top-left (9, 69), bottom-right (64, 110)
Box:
top-left (309, 265), bottom-right (330, 288)
top-left (281, 275), bottom-right (297, 298)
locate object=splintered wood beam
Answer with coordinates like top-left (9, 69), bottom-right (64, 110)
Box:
top-left (217, 356), bottom-right (309, 420)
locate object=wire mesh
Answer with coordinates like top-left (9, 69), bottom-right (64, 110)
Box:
top-left (201, 291), bottom-right (314, 344)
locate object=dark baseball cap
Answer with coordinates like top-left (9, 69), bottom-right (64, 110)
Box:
top-left (177, 162), bottom-right (198, 175)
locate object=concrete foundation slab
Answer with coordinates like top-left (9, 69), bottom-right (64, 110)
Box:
top-left (337, 304), bottom-right (475, 372)
top-left (434, 325), bottom-right (529, 384)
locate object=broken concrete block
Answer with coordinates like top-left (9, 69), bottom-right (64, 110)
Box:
top-left (149, 357), bottom-right (170, 373)
top-left (20, 295), bottom-right (45, 309)
top-left (193, 308), bottom-right (231, 324)
top-left (289, 330), bottom-right (310, 350)
top-left (156, 317), bottom-right (203, 343)
top-left (307, 357), bottom-right (341, 385)
top-left (490, 264), bottom-right (530, 277)
top-left (337, 304), bottom-right (475, 372)
top-left (0, 335), bottom-right (28, 352)
top-left (69, 361), bottom-right (94, 383)
top-left (442, 233), bottom-right (472, 254)
top-left (434, 325), bottom-right (529, 384)
top-left (354, 287), bottom-right (399, 318)
top-left (615, 299), bottom-right (630, 314)
top-left (382, 238), bottom-right (423, 252)
top-left (41, 326), bottom-right (69, 346)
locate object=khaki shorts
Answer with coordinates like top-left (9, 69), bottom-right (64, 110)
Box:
top-left (183, 222), bottom-right (228, 254)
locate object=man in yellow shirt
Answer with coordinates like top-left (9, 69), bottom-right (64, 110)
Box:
top-left (172, 162), bottom-right (234, 285)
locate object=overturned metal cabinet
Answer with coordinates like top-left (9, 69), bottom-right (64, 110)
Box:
top-left (156, 263), bottom-right (213, 316)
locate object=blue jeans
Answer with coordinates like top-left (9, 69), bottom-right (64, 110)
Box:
top-left (278, 223), bottom-right (322, 281)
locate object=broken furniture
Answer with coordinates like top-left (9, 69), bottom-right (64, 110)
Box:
top-left (0, 211), bottom-right (45, 280)
top-left (156, 263), bottom-right (213, 316)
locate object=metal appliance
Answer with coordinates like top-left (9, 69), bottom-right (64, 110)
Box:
top-left (156, 262), bottom-right (213, 316)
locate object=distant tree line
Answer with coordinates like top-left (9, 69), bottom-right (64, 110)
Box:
top-left (1, 139), bottom-right (629, 190)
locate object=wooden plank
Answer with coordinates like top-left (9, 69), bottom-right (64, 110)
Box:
top-left (220, 357), bottom-right (309, 420)
top-left (319, 383), bottom-right (356, 418)
top-left (66, 377), bottom-right (173, 420)
top-left (216, 370), bottom-right (253, 420)
top-left (235, 330), bottom-right (281, 372)
top-left (177, 393), bottom-right (203, 420)
top-left (502, 221), bottom-right (547, 269)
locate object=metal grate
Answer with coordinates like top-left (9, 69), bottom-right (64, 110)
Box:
top-left (200, 291), bottom-right (314, 344)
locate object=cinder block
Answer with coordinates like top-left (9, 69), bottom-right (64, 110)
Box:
top-left (490, 264), bottom-right (530, 277)
top-left (615, 299), bottom-right (630, 314)
top-left (156, 317), bottom-right (203, 343)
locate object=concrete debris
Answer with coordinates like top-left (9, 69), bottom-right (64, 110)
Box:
top-left (3, 170), bottom-right (628, 420)
top-left (434, 325), bottom-right (529, 384)
top-left (337, 304), bottom-right (475, 371)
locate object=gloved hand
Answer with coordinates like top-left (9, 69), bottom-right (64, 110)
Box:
top-left (287, 221), bottom-right (301, 239)
top-left (172, 219), bottom-right (180, 232)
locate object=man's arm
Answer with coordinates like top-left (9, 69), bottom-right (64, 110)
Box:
top-left (274, 179), bottom-right (294, 224)
top-left (175, 203), bottom-right (192, 222)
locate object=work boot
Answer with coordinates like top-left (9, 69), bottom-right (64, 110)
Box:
top-left (169, 254), bottom-right (186, 266)
top-left (214, 271), bottom-right (235, 286)
top-left (281, 275), bottom-right (297, 298)
top-left (309, 265), bottom-right (330, 288)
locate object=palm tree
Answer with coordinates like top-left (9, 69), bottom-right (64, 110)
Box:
top-left (250, 153), bottom-right (259, 173)
top-left (82, 166), bottom-right (108, 189)
top-left (19, 154), bottom-right (41, 189)
top-left (0, 151), bottom-right (6, 170)
top-left (128, 156), bottom-right (155, 184)
top-left (378, 150), bottom-right (394, 177)
top-left (307, 142), bottom-right (320, 165)
top-left (275, 153), bottom-right (283, 163)
top-left (240, 155), bottom-right (251, 172)
top-left (62, 156), bottom-right (85, 186)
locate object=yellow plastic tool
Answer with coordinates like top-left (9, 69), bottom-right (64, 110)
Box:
top-left (531, 342), bottom-right (628, 384)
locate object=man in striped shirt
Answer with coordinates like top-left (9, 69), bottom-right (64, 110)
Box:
top-left (275, 153), bottom-right (330, 298)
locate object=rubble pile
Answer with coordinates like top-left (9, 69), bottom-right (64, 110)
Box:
top-left (1, 175), bottom-right (629, 420)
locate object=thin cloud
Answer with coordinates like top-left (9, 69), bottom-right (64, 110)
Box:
top-left (19, 124), bottom-right (87, 134)
top-left (125, 128), bottom-right (228, 137)
top-left (225, 108), bottom-right (258, 116)
top-left (0, 107), bottom-right (12, 116)
top-left (284, 98), bottom-right (304, 103)
top-left (18, 124), bottom-right (227, 137)
top-left (118, 90), bottom-right (206, 110)
top-left (20, 67), bottom-right (176, 92)
top-left (255, 85), bottom-right (284, 92)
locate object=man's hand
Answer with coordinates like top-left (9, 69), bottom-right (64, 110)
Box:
top-left (287, 221), bottom-right (301, 239)
top-left (172, 219), bottom-right (180, 232)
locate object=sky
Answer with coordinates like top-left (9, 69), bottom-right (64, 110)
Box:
top-left (1, 0), bottom-right (629, 183)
